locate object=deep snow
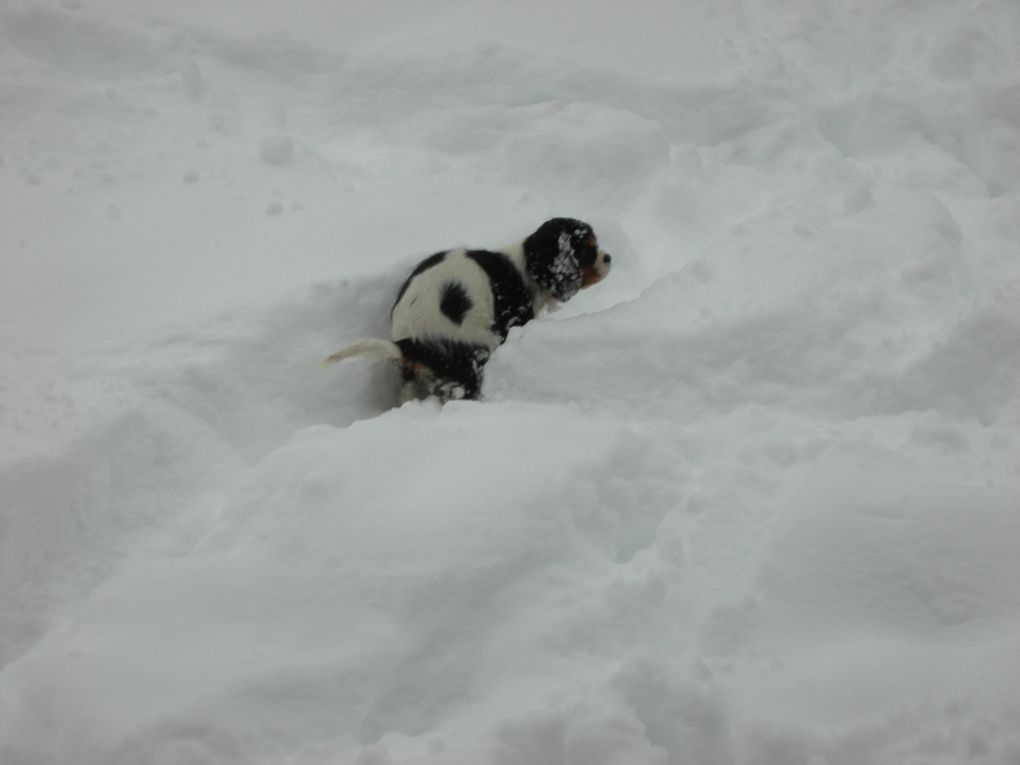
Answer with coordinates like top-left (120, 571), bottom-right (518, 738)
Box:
top-left (2, 0), bottom-right (1020, 763)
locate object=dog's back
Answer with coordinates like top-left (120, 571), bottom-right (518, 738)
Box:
top-left (391, 249), bottom-right (503, 351)
top-left (388, 247), bottom-right (536, 400)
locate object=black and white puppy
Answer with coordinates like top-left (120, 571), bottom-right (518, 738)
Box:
top-left (324, 217), bottom-right (612, 402)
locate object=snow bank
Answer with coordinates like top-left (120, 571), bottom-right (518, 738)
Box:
top-left (759, 443), bottom-right (1020, 637)
top-left (2, 0), bottom-right (1020, 763)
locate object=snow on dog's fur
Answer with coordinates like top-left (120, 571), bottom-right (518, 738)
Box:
top-left (324, 218), bottom-right (612, 402)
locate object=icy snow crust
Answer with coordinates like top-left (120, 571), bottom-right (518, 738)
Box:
top-left (2, 0), bottom-right (1020, 763)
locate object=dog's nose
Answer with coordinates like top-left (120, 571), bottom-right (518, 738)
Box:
top-left (603, 253), bottom-right (612, 265)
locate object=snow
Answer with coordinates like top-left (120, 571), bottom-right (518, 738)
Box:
top-left (2, 0), bottom-right (1019, 763)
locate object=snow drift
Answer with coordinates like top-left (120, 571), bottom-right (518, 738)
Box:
top-left (2, 0), bottom-right (1019, 763)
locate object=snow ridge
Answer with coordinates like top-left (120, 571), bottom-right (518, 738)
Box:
top-left (2, 1), bottom-right (1020, 763)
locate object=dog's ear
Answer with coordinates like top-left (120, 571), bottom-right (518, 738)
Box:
top-left (524, 218), bottom-right (592, 302)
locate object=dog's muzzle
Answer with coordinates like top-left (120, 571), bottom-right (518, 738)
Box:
top-left (581, 251), bottom-right (611, 288)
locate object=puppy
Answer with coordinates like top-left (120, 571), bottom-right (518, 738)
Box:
top-left (324, 217), bottom-right (612, 402)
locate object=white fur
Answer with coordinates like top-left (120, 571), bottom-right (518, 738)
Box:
top-left (322, 338), bottom-right (400, 366)
top-left (391, 249), bottom-right (500, 349)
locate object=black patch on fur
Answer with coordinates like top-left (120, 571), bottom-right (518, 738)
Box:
top-left (439, 281), bottom-right (473, 325)
top-left (523, 218), bottom-right (591, 302)
top-left (393, 251), bottom-right (447, 311)
top-left (465, 249), bottom-right (534, 340)
top-left (396, 337), bottom-right (490, 400)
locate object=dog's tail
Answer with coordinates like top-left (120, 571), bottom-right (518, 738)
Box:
top-left (322, 338), bottom-right (402, 367)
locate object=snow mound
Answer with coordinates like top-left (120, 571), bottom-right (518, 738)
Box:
top-left (759, 443), bottom-right (1020, 636)
top-left (3, 0), bottom-right (1020, 763)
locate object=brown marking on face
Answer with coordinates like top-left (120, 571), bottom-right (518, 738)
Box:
top-left (580, 265), bottom-right (606, 288)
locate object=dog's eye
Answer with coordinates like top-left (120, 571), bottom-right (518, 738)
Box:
top-left (575, 244), bottom-right (598, 266)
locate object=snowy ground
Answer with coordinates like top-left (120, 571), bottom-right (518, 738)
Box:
top-left (2, 0), bottom-right (1020, 763)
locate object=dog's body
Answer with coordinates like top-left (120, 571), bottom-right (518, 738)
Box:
top-left (325, 218), bottom-right (611, 402)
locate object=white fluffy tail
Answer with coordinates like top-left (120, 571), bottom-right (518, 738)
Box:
top-left (322, 338), bottom-right (402, 367)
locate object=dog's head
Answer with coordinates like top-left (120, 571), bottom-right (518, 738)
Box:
top-left (523, 218), bottom-right (612, 302)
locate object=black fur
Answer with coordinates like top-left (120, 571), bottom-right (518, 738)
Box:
top-left (439, 281), bottom-right (473, 325)
top-left (465, 250), bottom-right (535, 340)
top-left (523, 217), bottom-right (593, 302)
top-left (396, 338), bottom-right (490, 400)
